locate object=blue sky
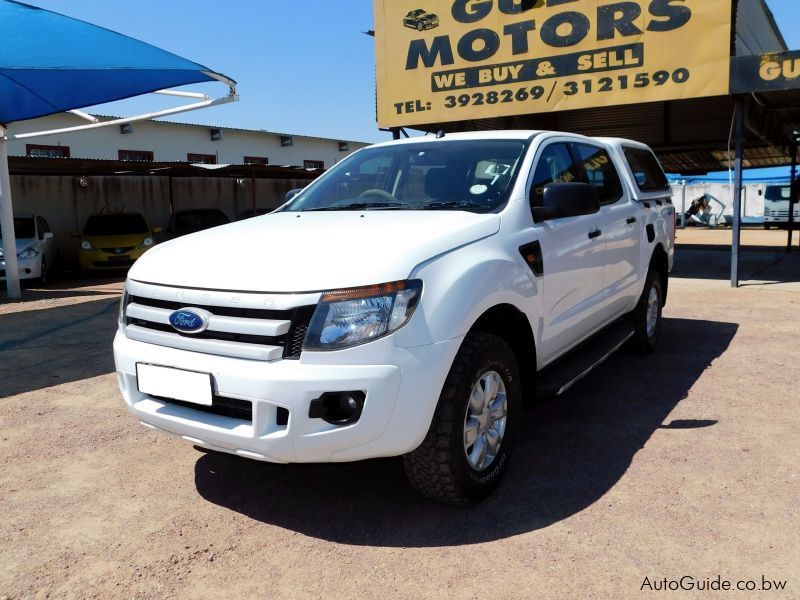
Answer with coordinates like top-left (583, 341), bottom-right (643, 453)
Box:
top-left (20, 0), bottom-right (800, 175)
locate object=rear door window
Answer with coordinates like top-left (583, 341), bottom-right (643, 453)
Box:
top-left (623, 147), bottom-right (669, 192)
top-left (574, 143), bottom-right (623, 205)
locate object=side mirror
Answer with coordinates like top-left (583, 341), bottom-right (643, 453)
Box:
top-left (152, 226), bottom-right (163, 234)
top-left (758, 189), bottom-right (763, 196)
top-left (532, 182), bottom-right (600, 222)
top-left (42, 232), bottom-right (54, 240)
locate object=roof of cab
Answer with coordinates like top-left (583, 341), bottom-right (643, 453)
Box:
top-left (368, 130), bottom-right (650, 149)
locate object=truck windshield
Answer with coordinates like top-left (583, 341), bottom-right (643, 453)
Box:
top-left (764, 186), bottom-right (790, 201)
top-left (282, 139), bottom-right (528, 213)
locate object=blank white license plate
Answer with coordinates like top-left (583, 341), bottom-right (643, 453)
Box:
top-left (136, 364), bottom-right (213, 406)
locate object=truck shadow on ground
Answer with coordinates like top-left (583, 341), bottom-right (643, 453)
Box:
top-left (0, 297), bottom-right (119, 397)
top-left (671, 248), bottom-right (800, 282)
top-left (194, 317), bottom-right (738, 547)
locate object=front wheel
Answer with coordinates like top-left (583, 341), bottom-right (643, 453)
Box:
top-left (626, 268), bottom-right (663, 355)
top-left (38, 257), bottom-right (48, 286)
top-left (403, 332), bottom-right (521, 505)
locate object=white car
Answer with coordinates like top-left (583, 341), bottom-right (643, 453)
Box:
top-left (114, 131), bottom-right (675, 504)
top-left (0, 214), bottom-right (57, 285)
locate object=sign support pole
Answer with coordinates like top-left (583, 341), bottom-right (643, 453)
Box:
top-left (731, 97), bottom-right (746, 288)
top-left (788, 140), bottom-right (797, 254)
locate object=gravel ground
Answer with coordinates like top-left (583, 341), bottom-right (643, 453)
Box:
top-left (1, 252), bottom-right (798, 599)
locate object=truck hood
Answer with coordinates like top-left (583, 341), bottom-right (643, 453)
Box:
top-left (129, 210), bottom-right (501, 292)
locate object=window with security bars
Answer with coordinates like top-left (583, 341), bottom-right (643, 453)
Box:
top-left (26, 144), bottom-right (70, 158)
top-left (118, 149), bottom-right (154, 162)
top-left (188, 153), bottom-right (217, 164)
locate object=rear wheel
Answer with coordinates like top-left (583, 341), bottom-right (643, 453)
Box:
top-left (403, 332), bottom-right (520, 505)
top-left (627, 268), bottom-right (663, 355)
top-left (764, 224), bottom-right (772, 230)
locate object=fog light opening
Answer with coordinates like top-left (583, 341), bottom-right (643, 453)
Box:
top-left (308, 391), bottom-right (365, 425)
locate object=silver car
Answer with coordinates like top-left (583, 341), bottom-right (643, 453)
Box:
top-left (0, 214), bottom-right (57, 285)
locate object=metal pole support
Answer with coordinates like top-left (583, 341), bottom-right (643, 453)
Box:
top-left (0, 126), bottom-right (22, 299)
top-left (788, 141), bottom-right (797, 253)
top-left (731, 98), bottom-right (746, 288)
top-left (680, 181), bottom-right (687, 229)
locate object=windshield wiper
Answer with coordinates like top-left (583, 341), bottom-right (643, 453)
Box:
top-left (303, 202), bottom-right (407, 212)
top-left (424, 201), bottom-right (489, 212)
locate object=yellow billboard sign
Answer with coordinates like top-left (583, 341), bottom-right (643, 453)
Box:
top-left (375, 0), bottom-right (733, 128)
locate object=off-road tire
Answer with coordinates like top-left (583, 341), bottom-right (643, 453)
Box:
top-left (626, 268), bottom-right (663, 355)
top-left (403, 332), bottom-right (521, 505)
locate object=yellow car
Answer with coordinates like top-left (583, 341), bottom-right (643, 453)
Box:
top-left (78, 213), bottom-right (161, 271)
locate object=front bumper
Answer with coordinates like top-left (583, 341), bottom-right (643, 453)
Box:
top-left (114, 330), bottom-right (462, 463)
top-left (0, 256), bottom-right (41, 280)
top-left (79, 248), bottom-right (147, 270)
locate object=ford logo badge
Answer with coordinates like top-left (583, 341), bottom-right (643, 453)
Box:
top-left (169, 308), bottom-right (211, 334)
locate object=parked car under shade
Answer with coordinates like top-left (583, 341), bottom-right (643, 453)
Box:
top-left (166, 208), bottom-right (230, 239)
top-left (78, 213), bottom-right (160, 271)
top-left (0, 214), bottom-right (57, 285)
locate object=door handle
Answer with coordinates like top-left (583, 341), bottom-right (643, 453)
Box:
top-left (588, 229), bottom-right (602, 240)
top-left (626, 216), bottom-right (637, 224)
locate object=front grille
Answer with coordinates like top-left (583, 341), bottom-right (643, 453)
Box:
top-left (153, 394), bottom-right (252, 421)
top-left (125, 294), bottom-right (316, 361)
top-left (285, 307), bottom-right (315, 359)
top-left (102, 246), bottom-right (135, 254)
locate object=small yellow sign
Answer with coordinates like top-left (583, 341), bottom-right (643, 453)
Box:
top-left (375, 0), bottom-right (733, 128)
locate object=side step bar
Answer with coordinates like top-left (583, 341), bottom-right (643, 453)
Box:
top-left (535, 321), bottom-right (635, 399)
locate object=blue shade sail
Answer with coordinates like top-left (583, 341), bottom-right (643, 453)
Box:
top-left (0, 0), bottom-right (233, 123)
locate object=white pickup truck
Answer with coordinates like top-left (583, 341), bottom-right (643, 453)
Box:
top-left (114, 131), bottom-right (675, 504)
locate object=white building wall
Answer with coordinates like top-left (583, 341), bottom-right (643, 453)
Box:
top-left (5, 114), bottom-right (370, 168)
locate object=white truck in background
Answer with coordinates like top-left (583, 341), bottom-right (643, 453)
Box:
top-left (113, 130), bottom-right (675, 504)
top-left (762, 184), bottom-right (800, 229)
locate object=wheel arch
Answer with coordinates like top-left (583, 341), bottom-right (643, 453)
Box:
top-left (649, 243), bottom-right (669, 306)
top-left (469, 303), bottom-right (537, 403)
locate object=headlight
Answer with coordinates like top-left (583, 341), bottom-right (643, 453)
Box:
top-left (17, 246), bottom-right (40, 260)
top-left (81, 240), bottom-right (95, 251)
top-left (304, 279), bottom-right (422, 350)
top-left (140, 237), bottom-right (154, 248)
top-left (765, 208), bottom-right (771, 216)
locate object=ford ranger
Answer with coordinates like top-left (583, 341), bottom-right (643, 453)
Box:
top-left (114, 131), bottom-right (675, 504)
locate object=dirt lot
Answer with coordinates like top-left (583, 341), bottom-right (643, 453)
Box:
top-left (1, 249), bottom-right (799, 599)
